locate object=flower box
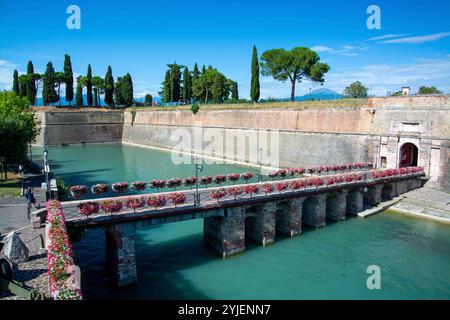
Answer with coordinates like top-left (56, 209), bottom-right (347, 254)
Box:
top-left (227, 186), bottom-right (242, 199)
top-left (244, 185), bottom-right (258, 196)
top-left (131, 181), bottom-right (147, 191)
top-left (150, 180), bottom-right (166, 190)
top-left (168, 192), bottom-right (186, 207)
top-left (125, 197), bottom-right (146, 211)
top-left (275, 182), bottom-right (288, 193)
top-left (210, 188), bottom-right (227, 202)
top-left (213, 175), bottom-right (227, 185)
top-left (111, 182), bottom-right (129, 194)
top-left (200, 176), bottom-right (213, 186)
top-left (262, 183), bottom-right (274, 195)
top-left (77, 201), bottom-right (99, 217)
top-left (227, 173), bottom-right (240, 183)
top-left (101, 200), bottom-right (123, 214)
top-left (91, 184), bottom-right (109, 195)
top-left (167, 178), bottom-right (182, 189)
top-left (183, 177), bottom-right (197, 188)
top-left (290, 181), bottom-right (302, 190)
top-left (69, 185), bottom-right (87, 199)
top-left (147, 195), bottom-right (167, 209)
top-left (241, 172), bottom-right (253, 182)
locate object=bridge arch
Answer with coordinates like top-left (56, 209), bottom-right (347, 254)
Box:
top-left (302, 196), bottom-right (326, 228)
top-left (346, 189), bottom-right (364, 215)
top-left (325, 192), bottom-right (346, 221)
top-left (381, 182), bottom-right (395, 201)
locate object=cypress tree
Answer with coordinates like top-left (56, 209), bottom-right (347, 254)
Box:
top-left (104, 66), bottom-right (114, 106)
top-left (169, 63), bottom-right (181, 102)
top-left (193, 63), bottom-right (199, 82)
top-left (162, 70), bottom-right (171, 103)
top-left (76, 77), bottom-right (83, 107)
top-left (26, 61), bottom-right (36, 105)
top-left (201, 65), bottom-right (206, 74)
top-left (19, 75), bottom-right (27, 98)
top-left (86, 64), bottom-right (93, 106)
top-left (13, 70), bottom-right (20, 95)
top-left (232, 81), bottom-right (239, 100)
top-left (94, 88), bottom-right (98, 106)
top-left (123, 73), bottom-right (134, 107)
top-left (250, 45), bottom-right (260, 102)
top-left (64, 54), bottom-right (74, 106)
top-left (182, 67), bottom-right (191, 101)
top-left (42, 62), bottom-right (58, 105)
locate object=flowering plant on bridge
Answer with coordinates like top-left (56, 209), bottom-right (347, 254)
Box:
top-left (371, 171), bottom-right (380, 179)
top-left (275, 182), bottom-right (288, 193)
top-left (379, 171), bottom-right (387, 178)
top-left (290, 180), bottom-right (302, 190)
top-left (277, 169), bottom-right (287, 177)
top-left (69, 185), bottom-right (87, 199)
top-left (316, 166), bottom-right (324, 174)
top-left (333, 176), bottom-right (343, 184)
top-left (125, 197), bottom-right (146, 212)
top-left (244, 185), bottom-right (258, 197)
top-left (147, 194), bottom-right (167, 209)
top-left (213, 175), bottom-right (227, 185)
top-left (312, 178), bottom-right (324, 187)
top-left (91, 184), bottom-right (109, 195)
top-left (227, 186), bottom-right (242, 199)
top-left (112, 182), bottom-right (129, 194)
top-left (324, 165), bottom-right (331, 172)
top-left (386, 169), bottom-right (394, 177)
top-left (344, 175), bottom-right (354, 183)
top-left (325, 177), bottom-right (334, 186)
top-left (262, 183), bottom-right (274, 195)
top-left (150, 180), bottom-right (166, 191)
top-left (210, 188), bottom-right (227, 202)
top-left (168, 192), bottom-right (186, 207)
top-left (355, 173), bottom-right (363, 181)
top-left (241, 172), bottom-right (253, 183)
top-left (183, 177), bottom-right (197, 188)
top-left (101, 199), bottom-right (123, 214)
top-left (268, 171), bottom-right (278, 179)
top-left (307, 167), bottom-right (316, 174)
top-left (46, 200), bottom-right (82, 300)
top-left (131, 181), bottom-right (147, 191)
top-left (227, 173), bottom-right (240, 183)
top-left (167, 178), bottom-right (182, 190)
top-left (200, 176), bottom-right (213, 187)
top-left (77, 201), bottom-right (100, 217)
top-left (332, 165), bottom-right (341, 172)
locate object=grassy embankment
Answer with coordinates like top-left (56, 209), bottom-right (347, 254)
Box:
top-left (0, 172), bottom-right (21, 197)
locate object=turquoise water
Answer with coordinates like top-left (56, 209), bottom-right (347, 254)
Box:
top-left (39, 143), bottom-right (450, 299)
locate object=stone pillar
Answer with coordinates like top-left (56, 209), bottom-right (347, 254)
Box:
top-left (104, 222), bottom-right (137, 287)
top-left (245, 202), bottom-right (276, 246)
top-left (204, 207), bottom-right (245, 258)
top-left (276, 197), bottom-right (305, 237)
top-left (381, 182), bottom-right (395, 201)
top-left (346, 189), bottom-right (364, 215)
top-left (325, 190), bottom-right (348, 221)
top-left (407, 177), bottom-right (422, 191)
top-left (302, 194), bottom-right (327, 228)
top-left (364, 184), bottom-right (383, 206)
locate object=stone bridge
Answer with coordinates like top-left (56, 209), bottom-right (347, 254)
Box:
top-left (61, 172), bottom-right (424, 287)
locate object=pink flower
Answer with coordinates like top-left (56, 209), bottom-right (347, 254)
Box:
top-left (168, 192), bottom-right (186, 207)
top-left (77, 201), bottom-right (99, 216)
top-left (262, 183), bottom-right (274, 194)
top-left (244, 185), bottom-right (258, 196)
top-left (210, 188), bottom-right (227, 201)
top-left (147, 195), bottom-right (167, 209)
top-left (227, 186), bottom-right (242, 199)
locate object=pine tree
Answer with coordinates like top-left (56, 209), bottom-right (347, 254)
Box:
top-left (250, 45), bottom-right (260, 102)
top-left (104, 66), bottom-right (114, 106)
top-left (193, 63), bottom-right (200, 82)
top-left (13, 70), bottom-right (20, 95)
top-left (42, 62), bottom-right (58, 105)
top-left (26, 61), bottom-right (36, 105)
top-left (231, 81), bottom-right (239, 100)
top-left (162, 70), bottom-right (171, 103)
top-left (201, 65), bottom-right (206, 74)
top-left (182, 67), bottom-right (192, 101)
top-left (86, 64), bottom-right (93, 106)
top-left (76, 77), bottom-right (83, 107)
top-left (64, 54), bottom-right (74, 106)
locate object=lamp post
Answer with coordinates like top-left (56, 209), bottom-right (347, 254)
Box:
top-left (258, 147), bottom-right (263, 182)
top-left (19, 165), bottom-right (24, 196)
top-left (194, 156), bottom-right (203, 206)
top-left (43, 144), bottom-right (50, 201)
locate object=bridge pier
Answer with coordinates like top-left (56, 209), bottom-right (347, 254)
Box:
top-left (276, 198), bottom-right (305, 237)
top-left (395, 180), bottom-right (408, 195)
top-left (245, 202), bottom-right (276, 246)
top-left (302, 194), bottom-right (327, 228)
top-left (346, 188), bottom-right (364, 215)
top-left (203, 207), bottom-right (245, 258)
top-left (326, 190), bottom-right (348, 221)
top-left (104, 223), bottom-right (137, 287)
top-left (364, 184), bottom-right (383, 206)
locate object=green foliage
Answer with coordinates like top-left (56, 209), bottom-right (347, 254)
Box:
top-left (13, 70), bottom-right (20, 95)
top-left (104, 66), bottom-right (115, 106)
top-left (86, 64), bottom-right (93, 106)
top-left (56, 177), bottom-right (69, 201)
top-left (183, 67), bottom-right (192, 100)
top-left (42, 62), bottom-right (59, 105)
top-left (144, 94), bottom-right (153, 106)
top-left (92, 76), bottom-right (105, 107)
top-left (211, 72), bottom-right (228, 102)
top-left (0, 91), bottom-right (38, 165)
top-left (192, 67), bottom-right (234, 104)
top-left (250, 45), bottom-right (260, 102)
top-left (161, 70), bottom-right (172, 103)
top-left (26, 61), bottom-right (36, 105)
top-left (64, 54), bottom-right (74, 105)
top-left (260, 47), bottom-right (330, 101)
top-left (114, 73), bottom-right (134, 107)
top-left (55, 72), bottom-right (66, 106)
top-left (169, 63), bottom-right (182, 102)
top-left (18, 75), bottom-right (28, 98)
top-left (231, 81), bottom-right (239, 100)
top-left (76, 76), bottom-right (83, 107)
top-left (193, 63), bottom-right (200, 82)
top-left (191, 101), bottom-right (200, 114)
top-left (418, 86), bottom-right (442, 95)
top-left (343, 81), bottom-right (368, 98)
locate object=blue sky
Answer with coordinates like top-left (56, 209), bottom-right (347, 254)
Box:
top-left (1, 0), bottom-right (449, 99)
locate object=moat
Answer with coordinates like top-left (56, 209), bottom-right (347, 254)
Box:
top-left (33, 143), bottom-right (450, 299)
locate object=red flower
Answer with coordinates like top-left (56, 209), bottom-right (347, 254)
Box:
top-left (210, 188), bottom-right (227, 201)
top-left (69, 185), bottom-right (87, 199)
top-left (200, 176), bottom-right (213, 186)
top-left (244, 185), bottom-right (258, 196)
top-left (241, 172), bottom-right (253, 182)
top-left (183, 176), bottom-right (197, 187)
top-left (147, 195), bottom-right (167, 209)
top-left (227, 186), bottom-right (242, 199)
top-left (227, 173), bottom-right (240, 183)
top-left (101, 200), bottom-right (123, 213)
top-left (262, 183), bottom-right (274, 194)
top-left (91, 184), bottom-right (108, 195)
top-left (213, 175), bottom-right (227, 185)
top-left (167, 178), bottom-right (182, 189)
top-left (150, 180), bottom-right (166, 190)
top-left (290, 180), bottom-right (302, 190)
top-left (131, 181), bottom-right (146, 191)
top-left (326, 178), bottom-right (334, 186)
top-left (275, 182), bottom-right (288, 192)
top-left (168, 192), bottom-right (186, 207)
top-left (125, 197), bottom-right (146, 210)
top-left (111, 182), bottom-right (129, 194)
top-left (77, 201), bottom-right (99, 216)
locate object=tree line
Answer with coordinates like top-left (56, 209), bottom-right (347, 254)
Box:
top-left (12, 55), bottom-right (134, 108)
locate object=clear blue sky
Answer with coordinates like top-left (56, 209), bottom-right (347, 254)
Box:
top-left (1, 0), bottom-right (449, 98)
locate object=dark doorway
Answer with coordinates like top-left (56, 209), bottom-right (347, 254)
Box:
top-left (399, 143), bottom-right (418, 167)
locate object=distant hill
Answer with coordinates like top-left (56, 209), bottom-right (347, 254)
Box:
top-left (35, 94), bottom-right (163, 106)
top-left (294, 88), bottom-right (342, 101)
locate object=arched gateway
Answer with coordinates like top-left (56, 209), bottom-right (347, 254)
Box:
top-left (399, 143), bottom-right (418, 167)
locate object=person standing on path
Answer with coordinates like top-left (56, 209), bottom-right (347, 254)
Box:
top-left (24, 187), bottom-right (36, 219)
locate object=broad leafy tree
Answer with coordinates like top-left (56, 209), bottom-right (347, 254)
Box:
top-left (193, 67), bottom-right (227, 104)
top-left (114, 73), bottom-right (134, 107)
top-left (55, 72), bottom-right (66, 106)
top-left (418, 86), bottom-right (442, 95)
top-left (260, 47), bottom-right (330, 101)
top-left (343, 81), bottom-right (368, 98)
top-left (42, 62), bottom-right (59, 105)
top-left (144, 94), bottom-right (153, 106)
top-left (250, 45), bottom-right (260, 102)
top-left (0, 91), bottom-right (38, 169)
top-left (104, 66), bottom-right (115, 107)
top-left (92, 76), bottom-right (105, 107)
top-left (64, 54), bottom-right (74, 106)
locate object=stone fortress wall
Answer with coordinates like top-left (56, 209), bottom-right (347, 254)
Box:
top-left (34, 96), bottom-right (450, 192)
